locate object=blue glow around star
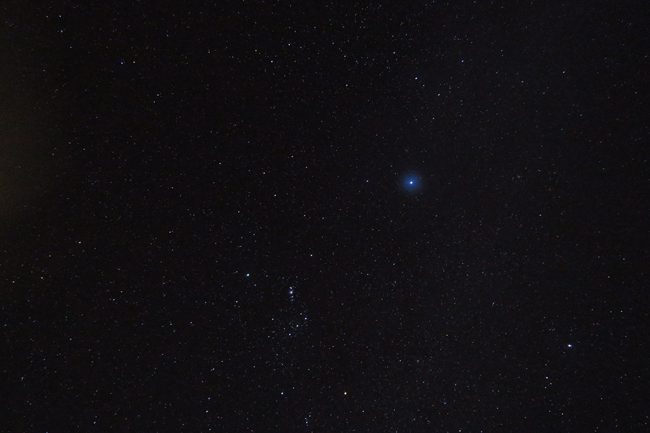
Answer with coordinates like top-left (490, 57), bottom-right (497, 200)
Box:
top-left (402, 174), bottom-right (422, 192)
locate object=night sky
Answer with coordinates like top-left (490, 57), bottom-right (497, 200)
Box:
top-left (2, 1), bottom-right (649, 432)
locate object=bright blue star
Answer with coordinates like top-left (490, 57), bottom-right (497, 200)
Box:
top-left (402, 174), bottom-right (422, 192)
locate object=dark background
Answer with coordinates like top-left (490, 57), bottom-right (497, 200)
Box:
top-left (1, 1), bottom-right (648, 432)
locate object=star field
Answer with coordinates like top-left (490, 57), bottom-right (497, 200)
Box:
top-left (1, 1), bottom-right (648, 432)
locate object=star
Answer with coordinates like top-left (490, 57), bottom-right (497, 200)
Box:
top-left (402, 173), bottom-right (423, 192)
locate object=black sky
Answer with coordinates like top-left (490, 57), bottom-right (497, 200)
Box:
top-left (1, 1), bottom-right (648, 432)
